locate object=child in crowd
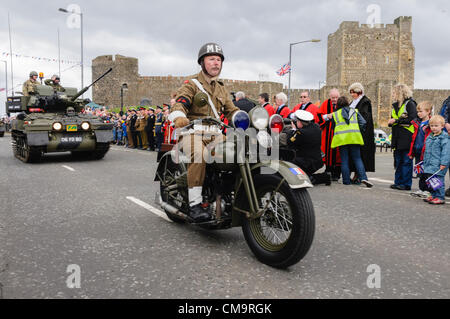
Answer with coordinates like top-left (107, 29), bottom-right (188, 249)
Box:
top-left (409, 101), bottom-right (432, 198)
top-left (122, 118), bottom-right (128, 147)
top-left (422, 115), bottom-right (450, 205)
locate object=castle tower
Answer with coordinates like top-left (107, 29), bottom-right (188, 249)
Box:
top-left (92, 55), bottom-right (139, 107)
top-left (326, 16), bottom-right (415, 89)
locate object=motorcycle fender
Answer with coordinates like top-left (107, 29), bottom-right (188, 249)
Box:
top-left (95, 130), bottom-right (114, 143)
top-left (232, 160), bottom-right (312, 227)
top-left (26, 132), bottom-right (49, 146)
top-left (251, 160), bottom-right (313, 189)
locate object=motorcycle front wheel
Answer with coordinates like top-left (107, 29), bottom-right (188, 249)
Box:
top-left (241, 174), bottom-right (315, 268)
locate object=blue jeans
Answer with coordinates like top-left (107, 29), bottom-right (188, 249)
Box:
top-left (339, 145), bottom-right (368, 185)
top-left (393, 150), bottom-right (413, 187)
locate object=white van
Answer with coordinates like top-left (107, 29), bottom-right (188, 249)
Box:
top-left (374, 129), bottom-right (391, 147)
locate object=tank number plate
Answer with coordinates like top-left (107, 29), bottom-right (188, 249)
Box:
top-left (66, 125), bottom-right (78, 132)
top-left (61, 136), bottom-right (83, 143)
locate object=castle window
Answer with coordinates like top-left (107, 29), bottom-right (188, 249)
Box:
top-left (385, 55), bottom-right (390, 64)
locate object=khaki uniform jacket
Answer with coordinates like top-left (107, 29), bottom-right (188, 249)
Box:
top-left (171, 71), bottom-right (239, 122)
top-left (136, 114), bottom-right (148, 131)
top-left (44, 79), bottom-right (66, 92)
top-left (22, 79), bottom-right (37, 96)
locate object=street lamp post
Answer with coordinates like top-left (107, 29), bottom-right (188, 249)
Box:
top-left (287, 39), bottom-right (321, 107)
top-left (58, 8), bottom-right (83, 94)
top-left (120, 83), bottom-right (128, 115)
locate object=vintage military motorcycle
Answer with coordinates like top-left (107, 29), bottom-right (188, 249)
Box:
top-left (154, 108), bottom-right (315, 268)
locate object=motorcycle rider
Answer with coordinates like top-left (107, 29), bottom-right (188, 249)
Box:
top-left (168, 42), bottom-right (239, 222)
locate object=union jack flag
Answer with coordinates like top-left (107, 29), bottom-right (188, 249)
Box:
top-left (414, 161), bottom-right (424, 175)
top-left (276, 63), bottom-right (291, 76)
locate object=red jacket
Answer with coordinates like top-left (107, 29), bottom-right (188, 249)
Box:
top-left (263, 103), bottom-right (275, 117)
top-left (408, 119), bottom-right (431, 160)
top-left (291, 102), bottom-right (319, 123)
top-left (275, 104), bottom-right (291, 119)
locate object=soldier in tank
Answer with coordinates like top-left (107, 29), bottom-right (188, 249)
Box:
top-left (44, 74), bottom-right (66, 92)
top-left (22, 71), bottom-right (39, 96)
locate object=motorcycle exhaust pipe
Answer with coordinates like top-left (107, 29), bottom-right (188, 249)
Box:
top-left (156, 193), bottom-right (191, 221)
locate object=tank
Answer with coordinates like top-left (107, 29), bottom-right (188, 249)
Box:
top-left (6, 68), bottom-right (114, 163)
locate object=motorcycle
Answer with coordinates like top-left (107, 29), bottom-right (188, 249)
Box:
top-left (154, 108), bottom-right (315, 268)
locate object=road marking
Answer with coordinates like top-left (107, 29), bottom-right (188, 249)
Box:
top-left (370, 177), bottom-right (394, 184)
top-left (62, 165), bottom-right (75, 172)
top-left (126, 196), bottom-right (172, 222)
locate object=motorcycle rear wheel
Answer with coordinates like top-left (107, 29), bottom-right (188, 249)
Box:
top-left (159, 154), bottom-right (188, 223)
top-left (241, 174), bottom-right (315, 268)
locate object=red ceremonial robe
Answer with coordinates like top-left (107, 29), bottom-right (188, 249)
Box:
top-left (263, 103), bottom-right (275, 117)
top-left (291, 102), bottom-right (320, 123)
top-left (317, 99), bottom-right (341, 167)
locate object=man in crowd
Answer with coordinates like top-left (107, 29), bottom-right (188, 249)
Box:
top-left (129, 109), bottom-right (138, 148)
top-left (291, 91), bottom-right (319, 123)
top-left (145, 108), bottom-right (156, 151)
top-left (274, 92), bottom-right (292, 118)
top-left (125, 110), bottom-right (134, 148)
top-left (22, 71), bottom-right (39, 96)
top-left (44, 74), bottom-right (65, 92)
top-left (155, 106), bottom-right (164, 151)
top-left (136, 107), bottom-right (148, 149)
top-left (318, 88), bottom-right (342, 181)
top-left (233, 91), bottom-right (255, 113)
top-left (286, 110), bottom-right (330, 185)
top-left (258, 93), bottom-right (274, 117)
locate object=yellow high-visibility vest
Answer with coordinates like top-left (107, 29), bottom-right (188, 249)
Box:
top-left (391, 102), bottom-right (415, 134)
top-left (331, 108), bottom-right (364, 148)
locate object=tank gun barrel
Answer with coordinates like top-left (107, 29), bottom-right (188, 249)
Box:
top-left (71, 68), bottom-right (113, 101)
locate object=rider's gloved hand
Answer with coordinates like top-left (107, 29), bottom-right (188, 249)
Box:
top-left (174, 117), bottom-right (189, 128)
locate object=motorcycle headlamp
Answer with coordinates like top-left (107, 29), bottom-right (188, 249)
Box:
top-left (81, 121), bottom-right (90, 130)
top-left (232, 110), bottom-right (250, 131)
top-left (52, 122), bottom-right (63, 131)
top-left (269, 114), bottom-right (284, 133)
top-left (249, 106), bottom-right (269, 130)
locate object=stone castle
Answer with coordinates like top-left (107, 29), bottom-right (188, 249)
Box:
top-left (92, 16), bottom-right (450, 127)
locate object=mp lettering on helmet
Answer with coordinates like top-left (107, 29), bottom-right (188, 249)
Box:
top-left (207, 44), bottom-right (222, 53)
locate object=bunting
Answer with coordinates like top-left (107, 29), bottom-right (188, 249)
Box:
top-left (1, 50), bottom-right (80, 65)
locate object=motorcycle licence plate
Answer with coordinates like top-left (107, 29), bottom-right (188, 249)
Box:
top-left (61, 135), bottom-right (83, 143)
top-left (66, 125), bottom-right (78, 132)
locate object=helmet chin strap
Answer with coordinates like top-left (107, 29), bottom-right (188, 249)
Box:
top-left (200, 59), bottom-right (222, 79)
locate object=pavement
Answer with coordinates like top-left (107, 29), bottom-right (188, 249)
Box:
top-left (0, 135), bottom-right (449, 299)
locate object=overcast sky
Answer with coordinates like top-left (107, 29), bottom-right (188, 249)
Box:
top-left (1, 0), bottom-right (450, 115)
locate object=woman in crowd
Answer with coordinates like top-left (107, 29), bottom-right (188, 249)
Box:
top-left (388, 84), bottom-right (417, 191)
top-left (348, 83), bottom-right (376, 183)
top-left (323, 96), bottom-right (373, 187)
